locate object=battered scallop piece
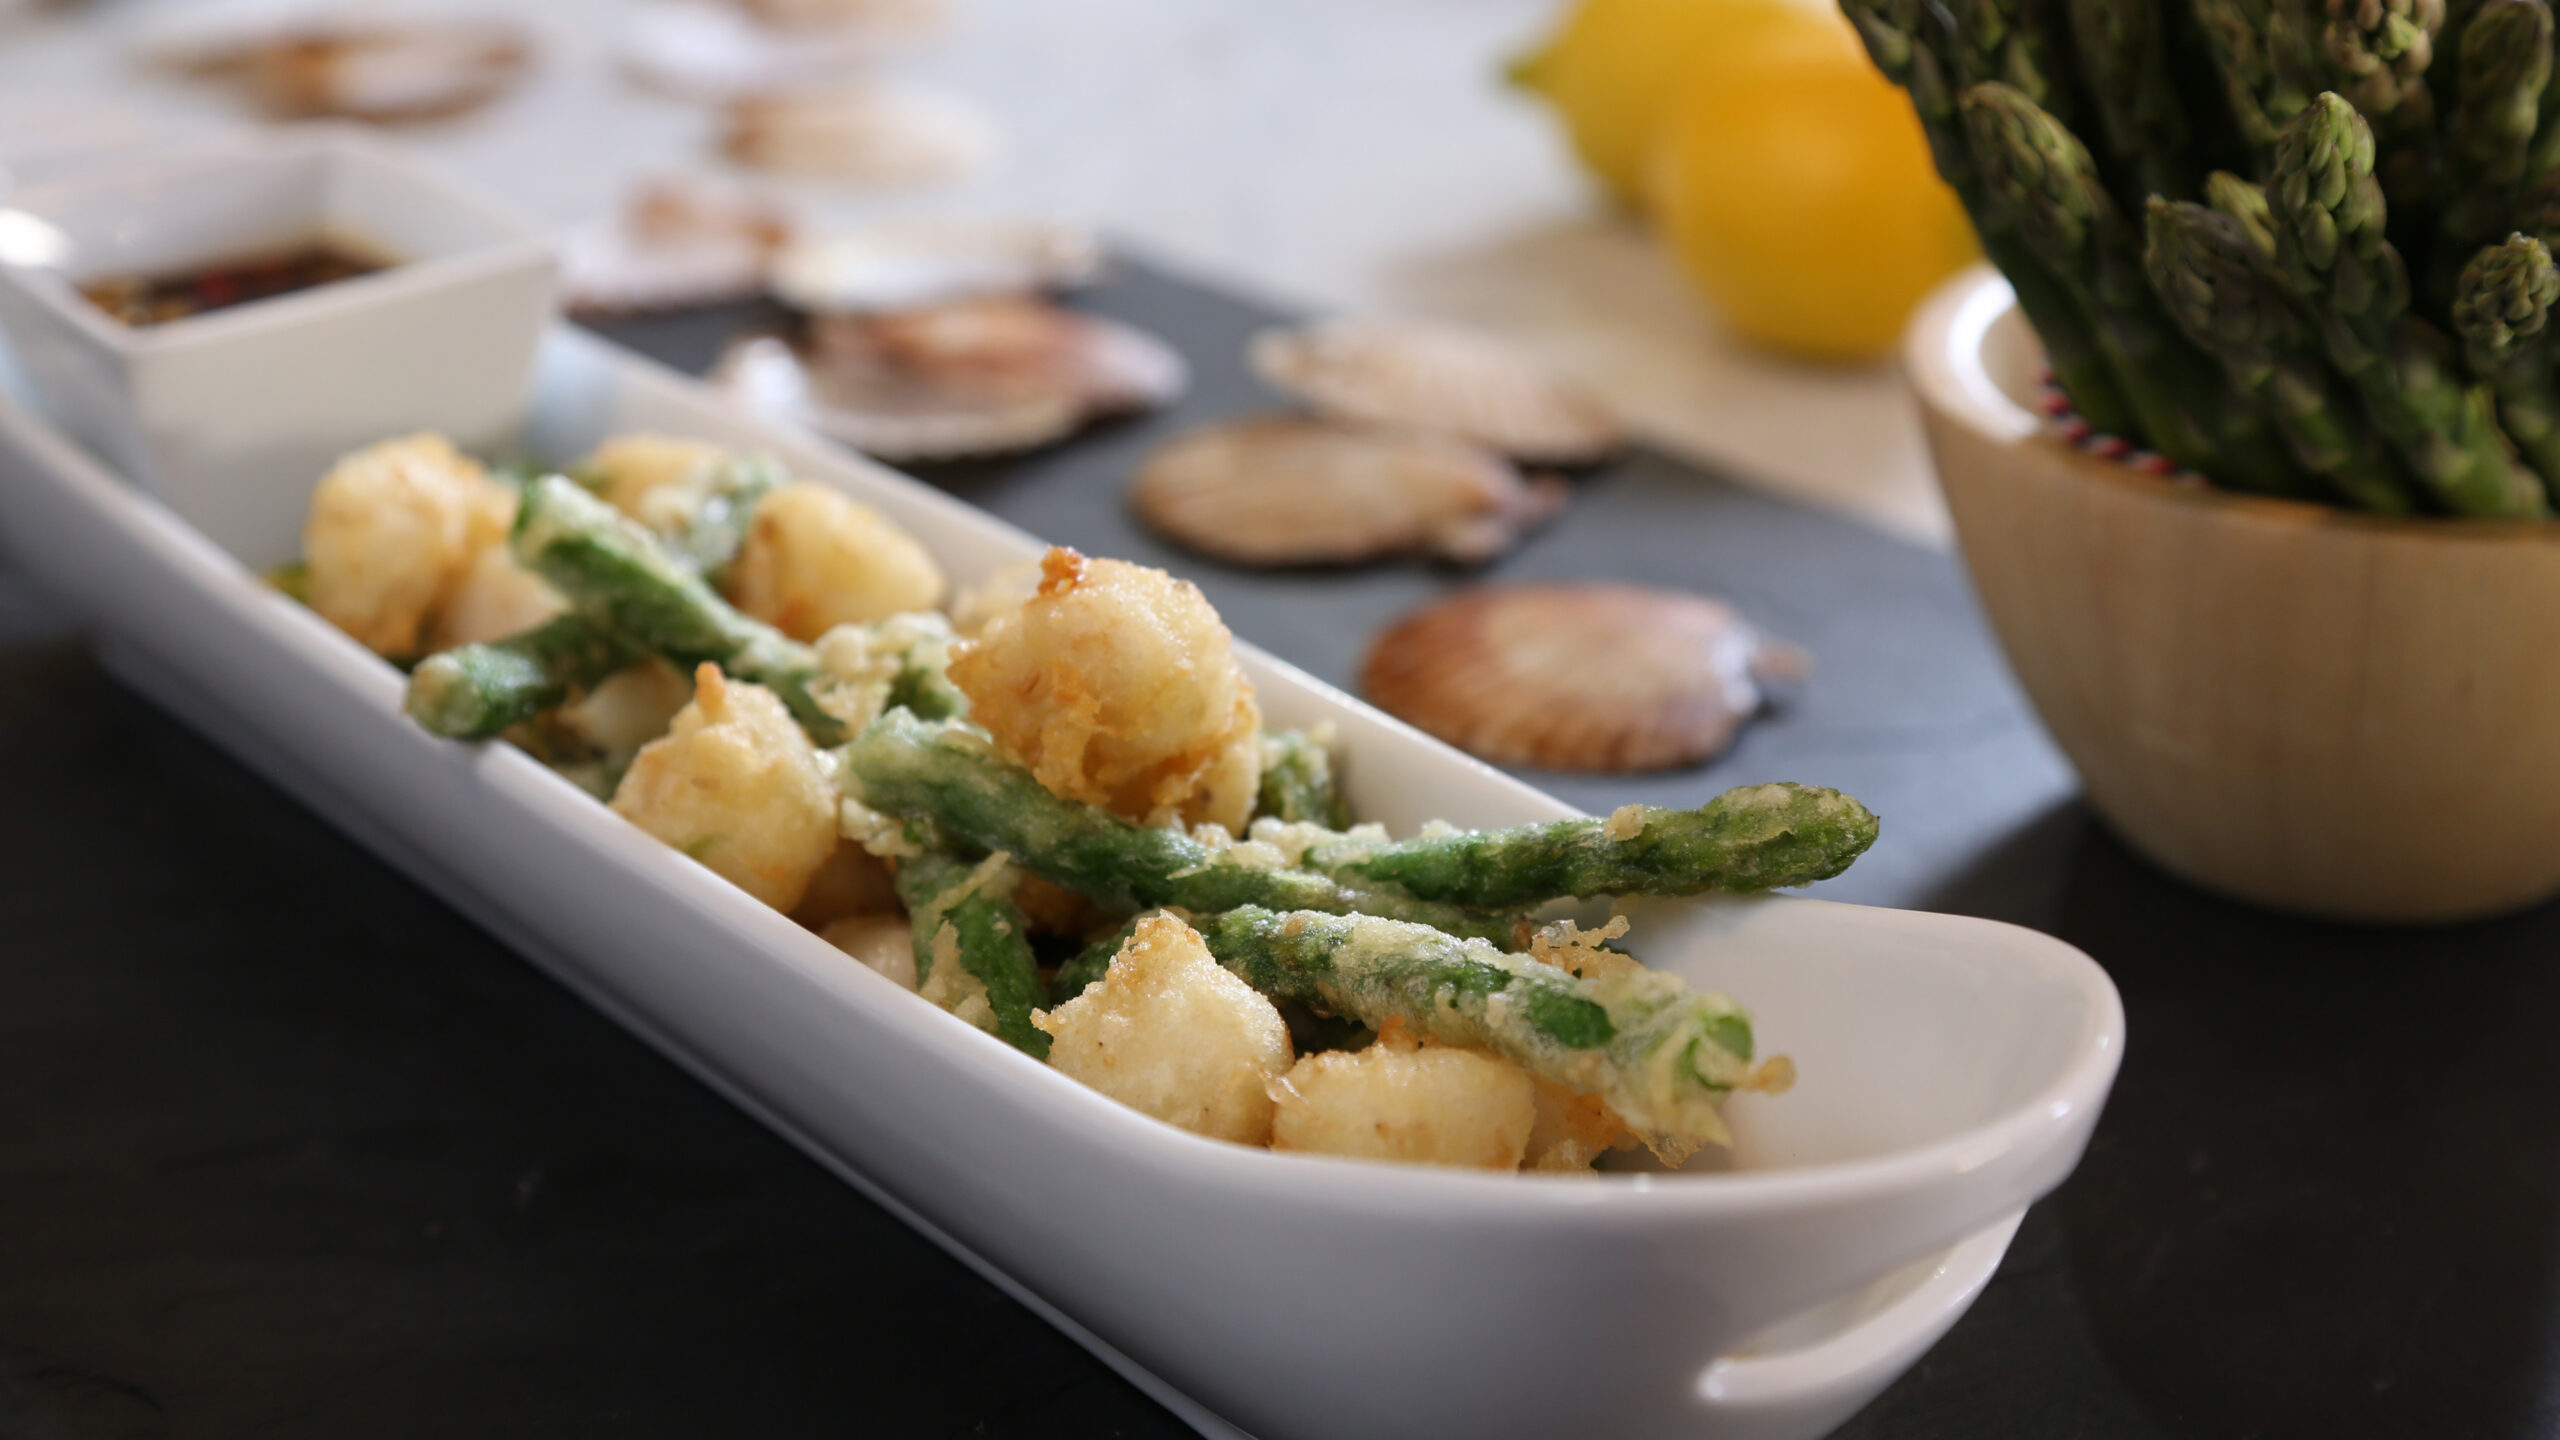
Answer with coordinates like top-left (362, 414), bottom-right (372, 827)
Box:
top-left (821, 912), bottom-right (917, 990)
top-left (725, 480), bottom-right (948, 640)
top-left (429, 540), bottom-right (565, 651)
top-left (610, 664), bottom-right (839, 912)
top-left (1268, 1021), bottom-right (1536, 1170)
top-left (1033, 913), bottom-right (1292, 1145)
top-left (303, 433), bottom-right (513, 656)
top-left (558, 660), bottom-right (695, 757)
top-left (581, 433), bottom-right (731, 533)
top-left (948, 547), bottom-right (1262, 832)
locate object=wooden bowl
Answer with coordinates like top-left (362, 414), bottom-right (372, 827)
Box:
top-left (1907, 265), bottom-right (2560, 923)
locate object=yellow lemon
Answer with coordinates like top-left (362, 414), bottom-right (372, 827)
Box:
top-left (1509, 0), bottom-right (1798, 210)
top-left (1646, 8), bottom-right (1980, 362)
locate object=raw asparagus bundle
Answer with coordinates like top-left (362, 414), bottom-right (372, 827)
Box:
top-left (1847, 0), bottom-right (2560, 518)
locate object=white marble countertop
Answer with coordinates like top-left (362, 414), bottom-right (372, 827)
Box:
top-left (0, 0), bottom-right (1948, 544)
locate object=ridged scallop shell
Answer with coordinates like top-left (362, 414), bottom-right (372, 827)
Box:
top-left (720, 82), bottom-right (996, 186)
top-left (712, 296), bottom-right (1187, 460)
top-left (1130, 416), bottom-right (1567, 568)
top-left (147, 13), bottom-right (535, 123)
top-left (619, 0), bottom-right (941, 101)
top-left (560, 176), bottom-right (796, 317)
top-left (1360, 585), bottom-right (1806, 772)
top-left (769, 218), bottom-right (1102, 315)
top-left (1250, 319), bottom-right (1622, 464)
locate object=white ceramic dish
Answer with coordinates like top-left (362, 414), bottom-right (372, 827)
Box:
top-left (0, 325), bottom-right (2122, 1440)
top-left (0, 125), bottom-right (554, 566)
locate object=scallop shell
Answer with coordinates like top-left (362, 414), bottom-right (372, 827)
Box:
top-left (560, 176), bottom-right (796, 317)
top-left (150, 14), bottom-right (535, 123)
top-left (720, 83), bottom-right (996, 187)
top-left (769, 218), bottom-right (1102, 314)
top-left (1130, 416), bottom-right (1567, 568)
top-left (1360, 585), bottom-right (1806, 772)
top-left (619, 0), bottom-right (940, 101)
top-left (1250, 319), bottom-right (1622, 465)
top-left (712, 296), bottom-right (1187, 460)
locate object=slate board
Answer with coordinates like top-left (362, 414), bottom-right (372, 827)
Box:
top-left (2, 261), bottom-right (2556, 1440)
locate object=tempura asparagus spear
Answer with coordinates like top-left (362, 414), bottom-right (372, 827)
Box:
top-left (404, 612), bottom-right (650, 737)
top-left (838, 709), bottom-right (1521, 944)
top-left (894, 841), bottom-right (1050, 1058)
top-left (1052, 914), bottom-right (1146, 1003)
top-left (1302, 787), bottom-right (1878, 911)
top-left (1962, 82), bottom-right (2313, 493)
top-left (1840, 0), bottom-right (2141, 439)
top-left (2454, 234), bottom-right (2560, 496)
top-left (1197, 907), bottom-right (1769, 1149)
top-left (511, 474), bottom-right (847, 741)
top-left (406, 461), bottom-right (784, 739)
top-left (2142, 197), bottom-right (2424, 511)
top-left (2269, 94), bottom-right (2549, 514)
top-left (1255, 728), bottom-right (1351, 828)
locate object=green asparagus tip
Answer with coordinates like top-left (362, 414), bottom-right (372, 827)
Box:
top-left (2201, 172), bottom-right (2277, 260)
top-left (2454, 235), bottom-right (2560, 359)
top-left (2142, 198), bottom-right (2301, 361)
top-left (1958, 82), bottom-right (2098, 264)
top-left (403, 653), bottom-right (484, 737)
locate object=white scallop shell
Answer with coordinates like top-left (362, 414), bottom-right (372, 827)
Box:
top-left (560, 177), bottom-right (795, 317)
top-left (1130, 416), bottom-right (1568, 568)
top-left (712, 297), bottom-right (1186, 460)
top-left (140, 7), bottom-right (534, 123)
top-left (720, 82), bottom-right (997, 187)
top-left (619, 0), bottom-right (942, 102)
top-left (768, 218), bottom-right (1102, 314)
top-left (1250, 318), bottom-right (1622, 464)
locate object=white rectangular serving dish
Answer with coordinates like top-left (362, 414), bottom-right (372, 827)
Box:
top-left (0, 125), bottom-right (554, 566)
top-left (0, 325), bottom-right (2121, 1440)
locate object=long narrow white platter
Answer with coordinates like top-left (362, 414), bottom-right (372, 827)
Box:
top-left (0, 326), bottom-right (2121, 1440)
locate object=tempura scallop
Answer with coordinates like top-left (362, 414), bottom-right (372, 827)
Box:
top-left (610, 664), bottom-right (839, 912)
top-left (727, 480), bottom-right (947, 640)
top-left (1268, 1021), bottom-right (1537, 1171)
top-left (304, 432), bottom-right (514, 657)
top-left (948, 547), bottom-right (1262, 831)
top-left (1034, 913), bottom-right (1292, 1144)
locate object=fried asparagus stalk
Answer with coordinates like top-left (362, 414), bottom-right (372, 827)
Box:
top-left (2441, 0), bottom-right (2554, 252)
top-left (1197, 907), bottom-right (1773, 1150)
top-left (1842, 0), bottom-right (2141, 440)
top-left (2142, 197), bottom-right (2424, 510)
top-left (1962, 82), bottom-right (2313, 493)
top-left (510, 474), bottom-right (847, 742)
top-left (1052, 915), bottom-right (1145, 1003)
top-left (894, 841), bottom-right (1050, 1058)
top-left (2270, 94), bottom-right (2549, 515)
top-left (406, 461), bottom-right (784, 739)
top-left (2453, 234), bottom-right (2560, 497)
top-left (838, 709), bottom-right (1520, 944)
top-left (404, 612), bottom-right (650, 737)
top-left (1255, 728), bottom-right (1351, 829)
top-left (1302, 787), bottom-right (1878, 912)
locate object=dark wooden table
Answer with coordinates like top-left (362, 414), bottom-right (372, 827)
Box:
top-left (5, 265), bottom-right (2558, 1438)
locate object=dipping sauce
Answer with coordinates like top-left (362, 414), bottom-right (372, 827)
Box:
top-left (80, 240), bottom-right (393, 327)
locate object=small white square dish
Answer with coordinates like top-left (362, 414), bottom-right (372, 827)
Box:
top-left (0, 325), bottom-right (2122, 1440)
top-left (0, 125), bottom-right (553, 565)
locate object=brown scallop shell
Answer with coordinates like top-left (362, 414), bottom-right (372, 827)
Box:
top-left (162, 20), bottom-right (535, 123)
top-left (1361, 585), bottom-right (1807, 772)
top-left (1249, 319), bottom-right (1622, 465)
top-left (768, 217), bottom-right (1102, 315)
top-left (560, 176), bottom-right (796, 317)
top-left (712, 295), bottom-right (1187, 459)
top-left (1130, 416), bottom-right (1567, 568)
top-left (720, 82), bottom-right (995, 186)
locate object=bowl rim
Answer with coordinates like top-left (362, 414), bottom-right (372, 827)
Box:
top-left (1906, 262), bottom-right (2560, 547)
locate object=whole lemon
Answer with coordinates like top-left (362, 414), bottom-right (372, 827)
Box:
top-left (1647, 8), bottom-right (1980, 362)
top-left (1509, 0), bottom-right (1799, 210)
